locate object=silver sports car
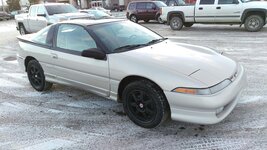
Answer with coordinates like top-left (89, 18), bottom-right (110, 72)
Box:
top-left (17, 19), bottom-right (247, 128)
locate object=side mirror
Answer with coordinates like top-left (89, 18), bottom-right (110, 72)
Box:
top-left (81, 48), bottom-right (106, 60)
top-left (37, 13), bottom-right (46, 17)
top-left (233, 0), bottom-right (239, 4)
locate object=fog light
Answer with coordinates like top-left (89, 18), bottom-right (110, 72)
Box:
top-left (216, 107), bottom-right (224, 114)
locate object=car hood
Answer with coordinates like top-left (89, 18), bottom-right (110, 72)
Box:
top-left (119, 41), bottom-right (237, 86)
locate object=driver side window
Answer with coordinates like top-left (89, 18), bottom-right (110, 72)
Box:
top-left (56, 24), bottom-right (97, 53)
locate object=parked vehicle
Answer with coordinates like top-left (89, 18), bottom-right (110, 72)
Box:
top-left (17, 19), bottom-right (247, 128)
top-left (160, 0), bottom-right (267, 32)
top-left (89, 7), bottom-right (112, 15)
top-left (15, 3), bottom-right (92, 35)
top-left (0, 11), bottom-right (12, 20)
top-left (112, 4), bottom-right (124, 11)
top-left (165, 0), bottom-right (196, 6)
top-left (126, 1), bottom-right (167, 23)
top-left (80, 10), bottom-right (114, 19)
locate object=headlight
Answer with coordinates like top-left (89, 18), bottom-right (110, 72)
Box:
top-left (172, 79), bottom-right (232, 95)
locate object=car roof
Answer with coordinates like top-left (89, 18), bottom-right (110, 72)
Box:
top-left (60, 19), bottom-right (126, 26)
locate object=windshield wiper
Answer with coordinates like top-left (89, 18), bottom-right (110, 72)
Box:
top-left (146, 38), bottom-right (168, 45)
top-left (113, 44), bottom-right (146, 52)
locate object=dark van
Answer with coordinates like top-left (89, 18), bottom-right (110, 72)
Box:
top-left (126, 1), bottom-right (167, 23)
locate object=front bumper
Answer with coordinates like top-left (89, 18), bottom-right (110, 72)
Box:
top-left (164, 64), bottom-right (247, 124)
top-left (17, 54), bottom-right (25, 71)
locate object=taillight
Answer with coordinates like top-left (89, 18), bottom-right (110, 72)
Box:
top-left (160, 8), bottom-right (162, 15)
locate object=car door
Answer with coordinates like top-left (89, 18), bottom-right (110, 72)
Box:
top-left (195, 0), bottom-right (216, 22)
top-left (52, 24), bottom-right (110, 97)
top-left (28, 6), bottom-right (37, 33)
top-left (146, 2), bottom-right (157, 20)
top-left (214, 0), bottom-right (242, 22)
top-left (136, 2), bottom-right (147, 20)
top-left (35, 6), bottom-right (48, 31)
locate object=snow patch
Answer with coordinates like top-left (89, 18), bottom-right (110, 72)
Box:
top-left (2, 73), bottom-right (27, 80)
top-left (0, 78), bottom-right (24, 88)
top-left (20, 139), bottom-right (74, 150)
top-left (238, 96), bottom-right (263, 104)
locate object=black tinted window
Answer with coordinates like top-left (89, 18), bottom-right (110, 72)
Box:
top-left (199, 0), bottom-right (215, 4)
top-left (136, 3), bottom-right (146, 9)
top-left (218, 0), bottom-right (235, 4)
top-left (45, 5), bottom-right (78, 15)
top-left (128, 3), bottom-right (136, 10)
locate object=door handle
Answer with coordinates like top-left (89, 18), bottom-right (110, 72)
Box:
top-left (51, 53), bottom-right (58, 59)
top-left (199, 7), bottom-right (203, 10)
top-left (216, 7), bottom-right (221, 9)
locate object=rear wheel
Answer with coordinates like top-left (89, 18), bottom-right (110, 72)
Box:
top-left (170, 16), bottom-right (183, 30)
top-left (27, 60), bottom-right (53, 91)
top-left (244, 15), bottom-right (264, 32)
top-left (130, 15), bottom-right (138, 23)
top-left (122, 80), bottom-right (169, 128)
top-left (184, 23), bottom-right (194, 27)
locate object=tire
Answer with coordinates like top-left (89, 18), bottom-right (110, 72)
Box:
top-left (244, 15), bottom-right (264, 32)
top-left (170, 16), bottom-right (183, 30)
top-left (184, 23), bottom-right (194, 27)
top-left (19, 24), bottom-right (27, 35)
top-left (157, 15), bottom-right (164, 24)
top-left (27, 60), bottom-right (53, 91)
top-left (122, 80), bottom-right (169, 128)
top-left (144, 19), bottom-right (149, 23)
top-left (130, 15), bottom-right (138, 23)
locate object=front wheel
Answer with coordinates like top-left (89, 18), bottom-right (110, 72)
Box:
top-left (19, 24), bottom-right (27, 35)
top-left (122, 80), bottom-right (169, 128)
top-left (170, 17), bottom-right (183, 30)
top-left (244, 15), bottom-right (264, 32)
top-left (27, 60), bottom-right (53, 91)
top-left (130, 15), bottom-right (138, 23)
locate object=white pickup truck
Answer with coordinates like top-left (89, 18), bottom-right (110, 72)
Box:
top-left (160, 0), bottom-right (267, 31)
top-left (15, 3), bottom-right (92, 35)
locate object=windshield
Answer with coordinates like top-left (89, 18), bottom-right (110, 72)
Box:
top-left (45, 5), bottom-right (78, 15)
top-left (90, 21), bottom-right (163, 52)
top-left (154, 1), bottom-right (167, 7)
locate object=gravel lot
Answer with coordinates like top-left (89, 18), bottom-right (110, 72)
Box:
top-left (0, 19), bottom-right (266, 150)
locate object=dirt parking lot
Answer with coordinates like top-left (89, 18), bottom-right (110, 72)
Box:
top-left (0, 20), bottom-right (266, 149)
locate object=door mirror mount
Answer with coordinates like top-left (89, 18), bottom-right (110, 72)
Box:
top-left (81, 48), bottom-right (106, 60)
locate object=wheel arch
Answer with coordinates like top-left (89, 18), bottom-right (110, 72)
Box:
top-left (241, 9), bottom-right (267, 24)
top-left (117, 75), bottom-right (168, 104)
top-left (24, 56), bottom-right (37, 72)
top-left (167, 11), bottom-right (185, 25)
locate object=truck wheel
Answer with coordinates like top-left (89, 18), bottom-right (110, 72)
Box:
top-left (130, 15), bottom-right (138, 23)
top-left (170, 17), bottom-right (183, 30)
top-left (122, 80), bottom-right (169, 128)
top-left (184, 23), bottom-right (194, 27)
top-left (19, 24), bottom-right (27, 35)
top-left (244, 15), bottom-right (264, 32)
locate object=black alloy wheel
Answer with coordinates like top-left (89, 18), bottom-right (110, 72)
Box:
top-left (27, 60), bottom-right (52, 91)
top-left (122, 80), bottom-right (169, 128)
